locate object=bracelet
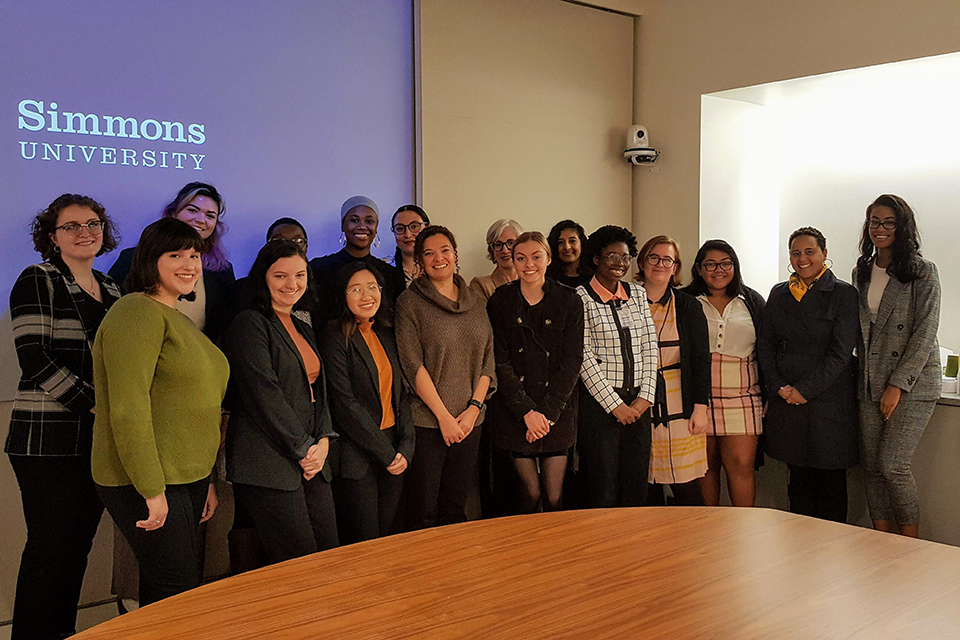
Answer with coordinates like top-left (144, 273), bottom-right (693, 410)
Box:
top-left (468, 399), bottom-right (485, 412)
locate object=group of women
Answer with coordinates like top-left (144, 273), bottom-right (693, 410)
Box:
top-left (5, 181), bottom-right (941, 639)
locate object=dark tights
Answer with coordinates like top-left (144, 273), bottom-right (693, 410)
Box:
top-left (511, 454), bottom-right (568, 513)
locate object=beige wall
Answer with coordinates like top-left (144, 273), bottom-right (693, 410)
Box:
top-left (420, 0), bottom-right (635, 281)
top-left (629, 0), bottom-right (960, 260)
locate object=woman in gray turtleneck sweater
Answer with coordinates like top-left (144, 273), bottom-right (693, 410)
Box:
top-left (395, 225), bottom-right (495, 530)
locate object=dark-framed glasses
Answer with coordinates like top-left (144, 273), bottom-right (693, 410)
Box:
top-left (56, 220), bottom-right (104, 236)
top-left (491, 240), bottom-right (516, 252)
top-left (269, 237), bottom-right (307, 247)
top-left (392, 221), bottom-right (424, 235)
top-left (602, 253), bottom-right (632, 266)
top-left (644, 254), bottom-right (677, 268)
top-left (701, 260), bottom-right (734, 272)
top-left (868, 219), bottom-right (897, 230)
top-left (346, 283), bottom-right (382, 298)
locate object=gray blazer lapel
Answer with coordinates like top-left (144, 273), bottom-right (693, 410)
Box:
top-left (350, 330), bottom-right (381, 397)
top-left (874, 276), bottom-right (906, 331)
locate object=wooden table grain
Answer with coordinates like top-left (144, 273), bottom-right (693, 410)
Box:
top-left (75, 508), bottom-right (960, 639)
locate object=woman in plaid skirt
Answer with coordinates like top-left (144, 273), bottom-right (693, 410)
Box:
top-left (683, 240), bottom-right (766, 507)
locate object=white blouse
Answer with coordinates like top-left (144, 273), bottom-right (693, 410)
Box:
top-left (868, 261), bottom-right (890, 323)
top-left (176, 274), bottom-right (207, 331)
top-left (697, 294), bottom-right (756, 359)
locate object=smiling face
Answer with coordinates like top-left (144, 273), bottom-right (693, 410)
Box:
top-left (421, 232), bottom-right (456, 284)
top-left (175, 195), bottom-right (219, 240)
top-left (594, 241), bottom-right (631, 284)
top-left (50, 204), bottom-right (104, 262)
top-left (493, 227), bottom-right (519, 270)
top-left (513, 240), bottom-right (550, 286)
top-left (789, 234), bottom-right (827, 284)
top-left (269, 223), bottom-right (307, 254)
top-left (556, 228), bottom-right (581, 265)
top-left (641, 243), bottom-right (678, 289)
top-left (266, 254), bottom-right (308, 313)
top-left (156, 247), bottom-right (202, 299)
top-left (392, 209), bottom-right (425, 258)
top-left (342, 205), bottom-right (378, 252)
top-left (345, 269), bottom-right (382, 322)
top-left (868, 205), bottom-right (897, 252)
top-left (698, 249), bottom-right (735, 294)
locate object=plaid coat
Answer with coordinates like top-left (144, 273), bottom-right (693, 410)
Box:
top-left (5, 259), bottom-right (121, 456)
top-left (577, 281), bottom-right (658, 412)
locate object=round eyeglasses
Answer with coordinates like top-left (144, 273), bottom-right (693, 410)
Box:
top-left (644, 254), bottom-right (676, 268)
top-left (392, 221), bottom-right (425, 235)
top-left (56, 220), bottom-right (104, 236)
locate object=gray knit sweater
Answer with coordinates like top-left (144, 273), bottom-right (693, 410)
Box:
top-left (395, 274), bottom-right (496, 429)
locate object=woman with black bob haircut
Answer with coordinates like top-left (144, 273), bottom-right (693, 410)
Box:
top-left (93, 218), bottom-right (228, 605)
top-left (7, 194), bottom-right (121, 639)
top-left (576, 225), bottom-right (658, 508)
top-left (320, 261), bottom-right (414, 543)
top-left (758, 226), bottom-right (859, 523)
top-left (224, 240), bottom-right (339, 563)
top-left (546, 219), bottom-right (590, 288)
top-left (854, 194), bottom-right (941, 538)
top-left (682, 239), bottom-right (766, 507)
top-left (109, 181), bottom-right (236, 344)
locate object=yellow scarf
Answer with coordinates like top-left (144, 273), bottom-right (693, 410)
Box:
top-left (789, 265), bottom-right (828, 302)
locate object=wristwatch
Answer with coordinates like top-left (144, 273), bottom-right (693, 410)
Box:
top-left (468, 399), bottom-right (485, 412)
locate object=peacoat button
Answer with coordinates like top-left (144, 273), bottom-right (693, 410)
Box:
top-left (545, 318), bottom-right (552, 325)
top-left (519, 376), bottom-right (525, 382)
top-left (545, 381), bottom-right (550, 387)
top-left (518, 348), bottom-right (523, 353)
top-left (517, 317), bottom-right (523, 323)
top-left (892, 351), bottom-right (899, 357)
top-left (897, 324), bottom-right (904, 330)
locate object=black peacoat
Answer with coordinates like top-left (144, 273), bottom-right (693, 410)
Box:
top-left (319, 321), bottom-right (415, 480)
top-left (757, 269), bottom-right (860, 469)
top-left (486, 279), bottom-right (584, 455)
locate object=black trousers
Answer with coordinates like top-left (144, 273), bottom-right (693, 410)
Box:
top-left (787, 465), bottom-right (848, 523)
top-left (98, 478), bottom-right (208, 606)
top-left (578, 389), bottom-right (651, 508)
top-left (233, 474), bottom-right (338, 565)
top-left (333, 466), bottom-right (404, 544)
top-left (9, 455), bottom-right (104, 640)
top-left (404, 425), bottom-right (481, 530)
top-left (648, 480), bottom-right (704, 506)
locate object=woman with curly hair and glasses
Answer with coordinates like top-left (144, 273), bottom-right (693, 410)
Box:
top-left (854, 194), bottom-right (941, 538)
top-left (6, 194), bottom-right (121, 640)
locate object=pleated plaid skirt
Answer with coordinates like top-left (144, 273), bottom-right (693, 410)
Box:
top-left (706, 353), bottom-right (763, 436)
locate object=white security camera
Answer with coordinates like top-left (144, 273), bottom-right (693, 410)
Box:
top-left (624, 125), bottom-right (659, 165)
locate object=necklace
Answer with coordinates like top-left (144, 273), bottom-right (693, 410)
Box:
top-left (77, 272), bottom-right (99, 299)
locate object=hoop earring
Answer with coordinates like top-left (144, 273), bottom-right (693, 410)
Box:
top-left (54, 245), bottom-right (61, 253)
top-left (339, 232), bottom-right (345, 246)
top-left (786, 264), bottom-right (795, 275)
top-left (824, 258), bottom-right (834, 269)
top-left (373, 235), bottom-right (381, 249)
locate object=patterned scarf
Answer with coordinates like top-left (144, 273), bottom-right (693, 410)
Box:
top-left (788, 265), bottom-right (828, 302)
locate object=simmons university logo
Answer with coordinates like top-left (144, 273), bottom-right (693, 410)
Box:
top-left (18, 99), bottom-right (207, 170)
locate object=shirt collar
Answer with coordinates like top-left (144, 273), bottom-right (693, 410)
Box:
top-left (647, 286), bottom-right (673, 306)
top-left (590, 275), bottom-right (628, 303)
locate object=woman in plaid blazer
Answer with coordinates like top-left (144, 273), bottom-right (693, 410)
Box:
top-left (576, 225), bottom-right (658, 508)
top-left (5, 194), bottom-right (121, 640)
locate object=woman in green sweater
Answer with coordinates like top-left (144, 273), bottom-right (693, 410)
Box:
top-left (92, 218), bottom-right (229, 605)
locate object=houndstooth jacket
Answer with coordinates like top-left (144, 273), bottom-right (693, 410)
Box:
top-left (5, 259), bottom-right (121, 456)
top-left (577, 280), bottom-right (658, 413)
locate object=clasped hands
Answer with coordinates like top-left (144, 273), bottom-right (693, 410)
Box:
top-left (612, 398), bottom-right (652, 425)
top-left (300, 437), bottom-right (330, 480)
top-left (438, 404), bottom-right (481, 446)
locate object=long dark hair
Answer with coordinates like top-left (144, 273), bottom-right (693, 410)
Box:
top-left (413, 225), bottom-right (459, 278)
top-left (126, 218), bottom-right (204, 294)
top-left (686, 239), bottom-right (744, 298)
top-left (161, 181), bottom-right (229, 271)
top-left (246, 240), bottom-right (317, 316)
top-left (545, 219), bottom-right (588, 280)
top-left (856, 194), bottom-right (923, 284)
top-left (334, 261), bottom-right (392, 342)
top-left (391, 204), bottom-right (430, 267)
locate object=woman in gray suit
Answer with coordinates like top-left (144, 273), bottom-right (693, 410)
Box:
top-left (854, 194), bottom-right (941, 538)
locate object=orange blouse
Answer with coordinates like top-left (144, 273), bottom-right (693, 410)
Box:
top-left (359, 322), bottom-right (396, 430)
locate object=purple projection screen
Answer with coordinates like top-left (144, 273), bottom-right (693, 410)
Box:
top-left (0, 0), bottom-right (414, 396)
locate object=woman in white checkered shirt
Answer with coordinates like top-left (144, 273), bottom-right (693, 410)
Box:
top-left (576, 225), bottom-right (658, 508)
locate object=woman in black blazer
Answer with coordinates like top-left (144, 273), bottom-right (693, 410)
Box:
top-left (758, 227), bottom-right (859, 523)
top-left (224, 240), bottom-right (338, 564)
top-left (6, 194), bottom-right (121, 640)
top-left (321, 262), bottom-right (415, 543)
top-left (108, 181), bottom-right (236, 344)
top-left (486, 231), bottom-right (584, 513)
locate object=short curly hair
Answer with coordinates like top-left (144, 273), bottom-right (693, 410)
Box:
top-left (788, 226), bottom-right (827, 251)
top-left (584, 225), bottom-right (637, 271)
top-left (31, 193), bottom-right (119, 261)
top-left (413, 225), bottom-right (459, 277)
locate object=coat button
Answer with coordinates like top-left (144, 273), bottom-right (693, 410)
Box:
top-left (517, 317), bottom-right (523, 323)
top-left (519, 376), bottom-right (525, 382)
top-left (518, 348), bottom-right (523, 353)
top-left (545, 318), bottom-right (552, 325)
top-left (545, 381), bottom-right (550, 387)
top-left (897, 324), bottom-right (904, 330)
top-left (892, 351), bottom-right (899, 357)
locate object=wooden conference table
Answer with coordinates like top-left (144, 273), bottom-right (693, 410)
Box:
top-left (75, 508), bottom-right (960, 639)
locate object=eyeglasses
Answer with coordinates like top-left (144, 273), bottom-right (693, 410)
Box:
top-left (346, 283), bottom-right (382, 298)
top-left (601, 253), bottom-right (632, 266)
top-left (644, 254), bottom-right (677, 268)
top-left (491, 240), bottom-right (516, 252)
top-left (392, 222), bottom-right (424, 235)
top-left (56, 220), bottom-right (104, 236)
top-left (701, 260), bottom-right (734, 272)
top-left (868, 219), bottom-right (897, 230)
top-left (270, 237), bottom-right (307, 247)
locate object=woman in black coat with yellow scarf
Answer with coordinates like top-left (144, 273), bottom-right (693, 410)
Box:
top-left (321, 262), bottom-right (415, 544)
top-left (758, 227), bottom-right (859, 523)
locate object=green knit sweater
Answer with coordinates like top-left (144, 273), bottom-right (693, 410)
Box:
top-left (91, 293), bottom-right (229, 498)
